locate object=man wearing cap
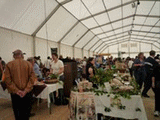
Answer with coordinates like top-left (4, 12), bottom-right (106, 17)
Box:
top-left (4, 49), bottom-right (35, 120)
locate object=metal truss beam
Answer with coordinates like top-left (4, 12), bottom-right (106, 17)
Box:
top-left (135, 14), bottom-right (160, 18)
top-left (97, 45), bottom-right (107, 53)
top-left (131, 37), bottom-right (160, 44)
top-left (97, 24), bottom-right (131, 36)
top-left (134, 24), bottom-right (160, 28)
top-left (93, 42), bottom-right (104, 52)
top-left (101, 31), bottom-right (129, 40)
top-left (79, 0), bottom-right (137, 21)
top-left (131, 34), bottom-right (160, 40)
top-left (90, 15), bottom-right (134, 30)
top-left (132, 30), bottom-right (160, 35)
top-left (88, 40), bottom-right (101, 50)
top-left (103, 35), bottom-right (129, 42)
top-left (58, 21), bottom-right (79, 43)
top-left (72, 30), bottom-right (90, 46)
top-left (82, 35), bottom-right (96, 49)
top-left (32, 5), bottom-right (60, 36)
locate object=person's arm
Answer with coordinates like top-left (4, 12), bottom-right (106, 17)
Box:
top-left (4, 64), bottom-right (19, 93)
top-left (88, 67), bottom-right (94, 78)
top-left (152, 77), bottom-right (155, 88)
top-left (58, 61), bottom-right (64, 75)
top-left (24, 64), bottom-right (35, 94)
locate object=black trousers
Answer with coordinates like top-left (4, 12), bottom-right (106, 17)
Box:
top-left (134, 71), bottom-right (146, 89)
top-left (142, 73), bottom-right (152, 95)
top-left (129, 68), bottom-right (133, 77)
top-left (11, 92), bottom-right (32, 120)
top-left (155, 88), bottom-right (160, 111)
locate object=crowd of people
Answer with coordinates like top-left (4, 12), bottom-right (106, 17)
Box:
top-left (1, 49), bottom-right (160, 119)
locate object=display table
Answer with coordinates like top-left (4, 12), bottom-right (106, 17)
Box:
top-left (95, 94), bottom-right (147, 120)
top-left (36, 82), bottom-right (63, 108)
top-left (0, 82), bottom-right (63, 114)
top-left (70, 91), bottom-right (147, 120)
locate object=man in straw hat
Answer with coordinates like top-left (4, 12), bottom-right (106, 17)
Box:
top-left (4, 49), bottom-right (35, 120)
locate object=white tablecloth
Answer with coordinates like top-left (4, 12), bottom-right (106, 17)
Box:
top-left (37, 82), bottom-right (63, 108)
top-left (95, 94), bottom-right (148, 120)
top-left (0, 82), bottom-right (63, 108)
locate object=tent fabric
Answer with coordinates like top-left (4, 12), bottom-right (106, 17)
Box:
top-left (0, 0), bottom-right (159, 56)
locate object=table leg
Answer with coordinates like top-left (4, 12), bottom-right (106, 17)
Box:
top-left (50, 103), bottom-right (51, 114)
top-left (37, 98), bottom-right (40, 107)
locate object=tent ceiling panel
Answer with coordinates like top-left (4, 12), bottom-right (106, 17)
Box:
top-left (37, 6), bottom-right (77, 42)
top-left (103, 0), bottom-right (121, 9)
top-left (82, 18), bottom-right (98, 28)
top-left (134, 16), bottom-right (146, 25)
top-left (64, 0), bottom-right (90, 19)
top-left (75, 31), bottom-right (94, 48)
top-left (123, 18), bottom-right (133, 26)
top-left (90, 41), bottom-right (103, 51)
top-left (84, 37), bottom-right (99, 50)
top-left (0, 0), bottom-right (58, 35)
top-left (136, 1), bottom-right (155, 15)
top-left (112, 21), bottom-right (123, 29)
top-left (123, 26), bottom-right (132, 31)
top-left (123, 4), bottom-right (135, 18)
top-left (61, 22), bottom-right (88, 46)
top-left (98, 34), bottom-right (108, 39)
top-left (101, 24), bottom-right (113, 32)
top-left (143, 18), bottom-right (159, 26)
top-left (91, 28), bottom-right (103, 34)
top-left (95, 43), bottom-right (106, 52)
top-left (80, 0), bottom-right (104, 15)
top-left (150, 1), bottom-right (160, 16)
top-left (94, 13), bottom-right (110, 25)
top-left (108, 8), bottom-right (122, 21)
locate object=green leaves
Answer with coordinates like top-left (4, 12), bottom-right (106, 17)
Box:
top-left (91, 68), bottom-right (114, 87)
top-left (104, 107), bottom-right (111, 112)
top-left (49, 74), bottom-right (58, 79)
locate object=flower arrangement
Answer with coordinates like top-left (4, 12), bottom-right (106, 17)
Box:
top-left (78, 80), bottom-right (93, 92)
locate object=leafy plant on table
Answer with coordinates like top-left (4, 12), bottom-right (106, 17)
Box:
top-left (49, 74), bottom-right (58, 79)
top-left (91, 68), bottom-right (114, 87)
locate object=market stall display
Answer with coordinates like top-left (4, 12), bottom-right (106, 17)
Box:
top-left (69, 69), bottom-right (147, 120)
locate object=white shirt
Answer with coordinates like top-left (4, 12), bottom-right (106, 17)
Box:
top-left (128, 60), bottom-right (134, 68)
top-left (51, 60), bottom-right (64, 76)
top-left (44, 60), bottom-right (51, 69)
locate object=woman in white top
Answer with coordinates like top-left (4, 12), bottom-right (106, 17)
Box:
top-left (50, 53), bottom-right (64, 81)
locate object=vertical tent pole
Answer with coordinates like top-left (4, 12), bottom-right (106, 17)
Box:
top-left (128, 41), bottom-right (130, 57)
top-left (82, 49), bottom-right (84, 58)
top-left (33, 36), bottom-right (36, 56)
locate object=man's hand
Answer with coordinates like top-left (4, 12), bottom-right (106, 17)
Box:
top-left (16, 90), bottom-right (27, 98)
top-left (16, 90), bottom-right (23, 97)
top-left (21, 91), bottom-right (27, 98)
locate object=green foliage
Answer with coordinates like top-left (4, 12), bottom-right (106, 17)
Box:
top-left (49, 74), bottom-right (58, 79)
top-left (104, 107), bottom-right (111, 112)
top-left (91, 68), bottom-right (114, 87)
top-left (136, 108), bottom-right (141, 112)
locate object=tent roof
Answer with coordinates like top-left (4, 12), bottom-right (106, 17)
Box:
top-left (0, 0), bottom-right (159, 53)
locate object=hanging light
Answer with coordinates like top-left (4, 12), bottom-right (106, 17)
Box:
top-left (137, 0), bottom-right (140, 5)
top-left (132, 2), bottom-right (136, 8)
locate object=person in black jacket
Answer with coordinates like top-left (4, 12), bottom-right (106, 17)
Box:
top-left (152, 62), bottom-right (160, 117)
top-left (142, 50), bottom-right (159, 98)
top-left (86, 57), bottom-right (95, 81)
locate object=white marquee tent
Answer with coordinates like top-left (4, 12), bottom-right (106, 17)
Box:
top-left (0, 0), bottom-right (159, 62)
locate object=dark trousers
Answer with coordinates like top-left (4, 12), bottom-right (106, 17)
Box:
top-left (134, 71), bottom-right (146, 89)
top-left (11, 92), bottom-right (32, 120)
top-left (155, 88), bottom-right (160, 111)
top-left (142, 73), bottom-right (152, 95)
top-left (129, 68), bottom-right (133, 77)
